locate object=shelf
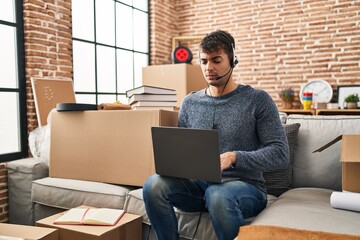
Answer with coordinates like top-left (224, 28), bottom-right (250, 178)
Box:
top-left (279, 108), bottom-right (360, 115)
top-left (278, 109), bottom-right (315, 115)
top-left (316, 109), bottom-right (360, 115)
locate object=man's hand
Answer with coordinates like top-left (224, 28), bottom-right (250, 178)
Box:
top-left (220, 151), bottom-right (236, 171)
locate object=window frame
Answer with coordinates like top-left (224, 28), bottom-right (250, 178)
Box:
top-left (0, 0), bottom-right (28, 162)
top-left (72, 0), bottom-right (150, 105)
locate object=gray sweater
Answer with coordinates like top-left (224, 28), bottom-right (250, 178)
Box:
top-left (178, 84), bottom-right (289, 193)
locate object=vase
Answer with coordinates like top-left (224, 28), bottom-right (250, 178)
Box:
top-left (283, 100), bottom-right (293, 109)
top-left (346, 102), bottom-right (358, 109)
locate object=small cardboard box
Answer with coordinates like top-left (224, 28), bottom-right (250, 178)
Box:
top-left (50, 110), bottom-right (178, 186)
top-left (313, 135), bottom-right (360, 193)
top-left (142, 63), bottom-right (207, 108)
top-left (36, 211), bottom-right (142, 240)
top-left (0, 223), bottom-right (58, 240)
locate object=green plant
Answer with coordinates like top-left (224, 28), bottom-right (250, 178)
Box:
top-left (279, 87), bottom-right (295, 102)
top-left (344, 93), bottom-right (359, 103)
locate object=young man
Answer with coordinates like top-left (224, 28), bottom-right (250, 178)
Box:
top-left (143, 30), bottom-right (289, 240)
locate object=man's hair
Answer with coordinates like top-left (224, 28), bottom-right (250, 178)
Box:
top-left (199, 30), bottom-right (235, 64)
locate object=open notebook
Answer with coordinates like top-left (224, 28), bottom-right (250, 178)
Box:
top-left (53, 207), bottom-right (125, 226)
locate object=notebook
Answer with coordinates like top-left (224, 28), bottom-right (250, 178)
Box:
top-left (151, 126), bottom-right (222, 183)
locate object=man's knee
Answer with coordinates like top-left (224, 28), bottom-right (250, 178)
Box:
top-left (205, 185), bottom-right (233, 209)
top-left (143, 175), bottom-right (163, 200)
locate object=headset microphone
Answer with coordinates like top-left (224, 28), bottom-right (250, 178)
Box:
top-left (215, 67), bottom-right (232, 80)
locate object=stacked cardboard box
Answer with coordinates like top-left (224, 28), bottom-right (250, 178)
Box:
top-left (142, 63), bottom-right (207, 108)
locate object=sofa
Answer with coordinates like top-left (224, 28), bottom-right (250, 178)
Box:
top-left (6, 114), bottom-right (360, 239)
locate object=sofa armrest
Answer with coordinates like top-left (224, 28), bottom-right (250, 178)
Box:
top-left (6, 158), bottom-right (48, 225)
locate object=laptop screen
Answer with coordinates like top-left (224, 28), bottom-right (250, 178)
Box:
top-left (151, 126), bottom-right (222, 183)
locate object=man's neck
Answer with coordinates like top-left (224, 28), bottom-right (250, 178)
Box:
top-left (208, 81), bottom-right (238, 97)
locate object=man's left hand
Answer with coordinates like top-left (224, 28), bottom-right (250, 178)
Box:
top-left (220, 151), bottom-right (236, 171)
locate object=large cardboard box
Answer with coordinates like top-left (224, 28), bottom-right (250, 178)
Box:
top-left (50, 110), bottom-right (178, 186)
top-left (0, 223), bottom-right (58, 240)
top-left (313, 135), bottom-right (360, 192)
top-left (36, 211), bottom-right (141, 240)
top-left (142, 63), bottom-right (207, 108)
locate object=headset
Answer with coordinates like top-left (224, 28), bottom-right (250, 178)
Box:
top-left (214, 34), bottom-right (238, 80)
top-left (231, 43), bottom-right (239, 68)
top-left (218, 31), bottom-right (238, 69)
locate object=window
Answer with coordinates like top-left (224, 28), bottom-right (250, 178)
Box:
top-left (0, 0), bottom-right (27, 162)
top-left (72, 0), bottom-right (149, 104)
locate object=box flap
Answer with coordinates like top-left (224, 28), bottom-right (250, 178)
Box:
top-left (0, 223), bottom-right (58, 240)
top-left (312, 135), bottom-right (342, 153)
top-left (341, 135), bottom-right (360, 163)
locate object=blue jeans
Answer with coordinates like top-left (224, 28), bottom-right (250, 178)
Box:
top-left (143, 174), bottom-right (267, 240)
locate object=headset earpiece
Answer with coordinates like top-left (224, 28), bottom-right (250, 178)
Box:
top-left (231, 43), bottom-right (238, 68)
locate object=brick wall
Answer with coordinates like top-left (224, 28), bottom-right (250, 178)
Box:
top-left (24, 0), bottom-right (72, 132)
top-left (150, 0), bottom-right (360, 108)
top-left (23, 0), bottom-right (360, 126)
top-left (0, 164), bottom-right (8, 223)
top-left (21, 0), bottom-right (360, 131)
top-left (149, 0), bottom-right (178, 65)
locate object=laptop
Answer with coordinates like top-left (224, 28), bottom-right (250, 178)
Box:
top-left (151, 126), bottom-right (222, 183)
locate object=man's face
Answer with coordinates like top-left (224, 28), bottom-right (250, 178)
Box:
top-left (199, 48), bottom-right (231, 87)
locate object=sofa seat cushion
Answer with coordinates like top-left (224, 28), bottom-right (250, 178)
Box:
top-left (251, 188), bottom-right (360, 235)
top-left (287, 115), bottom-right (360, 190)
top-left (124, 188), bottom-right (278, 240)
top-left (32, 177), bottom-right (137, 210)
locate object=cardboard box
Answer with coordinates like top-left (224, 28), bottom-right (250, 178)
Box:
top-left (313, 135), bottom-right (360, 193)
top-left (50, 110), bottom-right (178, 186)
top-left (36, 211), bottom-right (142, 240)
top-left (142, 63), bottom-right (207, 108)
top-left (0, 223), bottom-right (58, 240)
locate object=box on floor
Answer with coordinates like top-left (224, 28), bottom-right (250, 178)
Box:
top-left (50, 109), bottom-right (178, 186)
top-left (36, 211), bottom-right (142, 240)
top-left (0, 223), bottom-right (58, 240)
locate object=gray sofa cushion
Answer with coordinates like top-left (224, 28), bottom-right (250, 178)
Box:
top-left (32, 177), bottom-right (137, 210)
top-left (6, 158), bottom-right (49, 225)
top-left (263, 123), bottom-right (301, 196)
top-left (124, 188), bottom-right (150, 224)
top-left (287, 115), bottom-right (360, 190)
top-left (251, 188), bottom-right (360, 235)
